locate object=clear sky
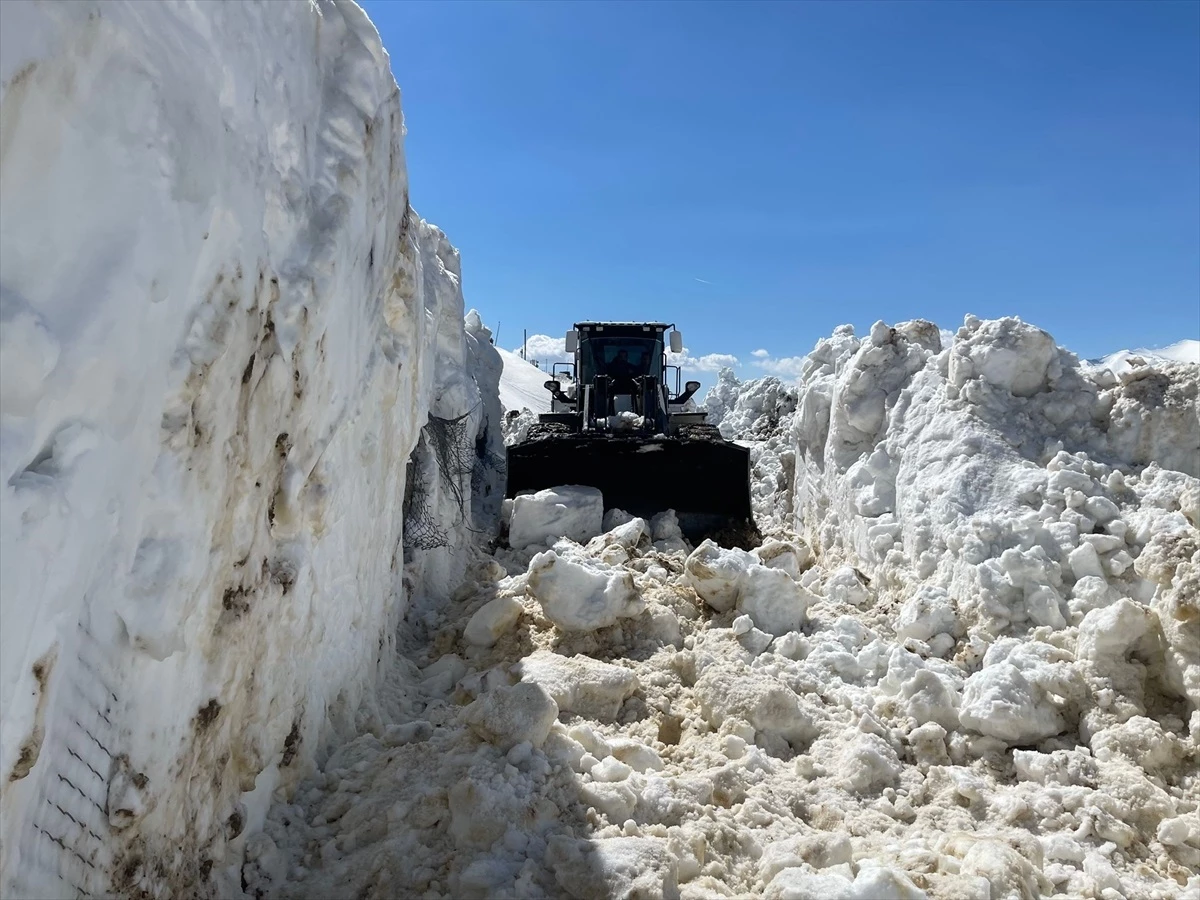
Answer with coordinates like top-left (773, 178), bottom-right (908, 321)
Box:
top-left (362, 0), bottom-right (1199, 386)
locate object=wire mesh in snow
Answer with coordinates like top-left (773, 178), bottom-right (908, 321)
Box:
top-left (471, 417), bottom-right (507, 496)
top-left (427, 411), bottom-right (476, 518)
top-left (401, 456), bottom-right (448, 551)
top-left (404, 408), bottom-right (502, 550)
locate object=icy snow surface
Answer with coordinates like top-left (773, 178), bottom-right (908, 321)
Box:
top-left (247, 315), bottom-right (1198, 900)
top-left (0, 1), bottom-right (503, 896)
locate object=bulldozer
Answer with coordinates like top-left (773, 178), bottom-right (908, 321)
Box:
top-left (506, 321), bottom-right (757, 545)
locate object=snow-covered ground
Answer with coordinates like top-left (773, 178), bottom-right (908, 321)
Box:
top-left (499, 347), bottom-right (554, 416)
top-left (3, 2), bottom-right (1198, 898)
top-left (498, 347), bottom-right (552, 445)
top-left (246, 316), bottom-right (1199, 900)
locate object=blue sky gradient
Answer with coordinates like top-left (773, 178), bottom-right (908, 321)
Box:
top-left (363, 0), bottom-right (1199, 384)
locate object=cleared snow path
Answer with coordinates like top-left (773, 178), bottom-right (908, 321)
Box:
top-left (253, 317), bottom-right (1199, 900)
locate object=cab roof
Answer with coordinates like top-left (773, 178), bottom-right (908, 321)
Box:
top-left (575, 322), bottom-right (670, 330)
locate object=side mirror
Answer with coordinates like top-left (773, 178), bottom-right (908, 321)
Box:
top-left (544, 380), bottom-right (559, 392)
top-left (669, 330), bottom-right (683, 353)
top-left (675, 379), bottom-right (702, 405)
top-left (564, 330), bottom-right (578, 353)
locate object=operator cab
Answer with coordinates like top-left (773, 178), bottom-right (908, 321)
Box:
top-left (543, 322), bottom-right (702, 431)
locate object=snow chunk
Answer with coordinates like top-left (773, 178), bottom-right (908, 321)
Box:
top-left (650, 509), bottom-right (688, 552)
top-left (759, 833), bottom-right (852, 882)
top-left (527, 550), bottom-right (645, 631)
top-left (685, 540), bottom-right (753, 612)
top-left (462, 682), bottom-right (558, 750)
top-left (894, 587), bottom-right (959, 643)
top-left (765, 866), bottom-right (927, 900)
top-left (752, 538), bottom-right (812, 579)
top-left (463, 595), bottom-right (524, 647)
top-left (1076, 599), bottom-right (1148, 664)
top-left (949, 316), bottom-right (1057, 398)
top-left (738, 565), bottom-right (812, 636)
top-left (695, 668), bottom-right (818, 746)
top-left (959, 641), bottom-right (1077, 744)
top-left (608, 737), bottom-right (664, 773)
top-left (509, 485), bottom-right (604, 550)
top-left (826, 566), bottom-right (871, 607)
top-left (958, 839), bottom-right (1045, 900)
top-left (590, 756), bottom-right (633, 783)
top-left (602, 508), bottom-right (637, 531)
top-left (1068, 542), bottom-right (1105, 580)
top-left (516, 650), bottom-right (638, 721)
top-left (838, 732), bottom-right (902, 793)
top-left (546, 836), bottom-right (680, 900)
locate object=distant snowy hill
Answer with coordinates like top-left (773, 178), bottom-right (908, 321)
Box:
top-left (498, 346), bottom-right (552, 413)
top-left (1089, 338), bottom-right (1200, 373)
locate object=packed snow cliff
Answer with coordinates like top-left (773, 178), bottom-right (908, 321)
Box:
top-left (1, 2), bottom-right (502, 897)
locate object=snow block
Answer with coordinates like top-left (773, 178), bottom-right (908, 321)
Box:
top-left (738, 564), bottom-right (812, 636)
top-left (545, 835), bottom-right (681, 900)
top-left (516, 650), bottom-right (639, 721)
top-left (463, 595), bottom-right (524, 647)
top-left (752, 538), bottom-right (812, 579)
top-left (959, 642), bottom-right (1076, 744)
top-left (759, 833), bottom-right (852, 882)
top-left (695, 668), bottom-right (817, 747)
top-left (894, 587), bottom-right (960, 643)
top-left (685, 539), bottom-right (754, 612)
top-left (509, 485), bottom-right (604, 550)
top-left (462, 682), bottom-right (558, 750)
top-left (527, 550), bottom-right (645, 631)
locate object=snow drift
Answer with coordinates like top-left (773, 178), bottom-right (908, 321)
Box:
top-left (0, 2), bottom-right (500, 897)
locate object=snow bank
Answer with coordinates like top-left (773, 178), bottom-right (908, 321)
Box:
top-left (0, 2), bottom-right (498, 896)
top-left (704, 369), bottom-right (802, 533)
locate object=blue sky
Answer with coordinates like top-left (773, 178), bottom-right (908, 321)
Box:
top-left (363, 0), bottom-right (1199, 387)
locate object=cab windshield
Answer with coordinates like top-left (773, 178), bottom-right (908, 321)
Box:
top-left (581, 336), bottom-right (662, 382)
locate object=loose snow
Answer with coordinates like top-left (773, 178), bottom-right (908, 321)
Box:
top-left (2, 2), bottom-right (1198, 898)
top-left (244, 315), bottom-right (1198, 900)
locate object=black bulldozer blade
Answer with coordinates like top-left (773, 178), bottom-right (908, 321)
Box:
top-left (506, 432), bottom-right (757, 544)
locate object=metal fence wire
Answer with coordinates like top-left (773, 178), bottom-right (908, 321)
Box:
top-left (402, 408), bottom-right (504, 551)
top-left (402, 449), bottom-right (449, 551)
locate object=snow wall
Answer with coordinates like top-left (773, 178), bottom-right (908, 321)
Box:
top-left (0, 2), bottom-right (502, 896)
top-left (713, 316), bottom-right (1199, 724)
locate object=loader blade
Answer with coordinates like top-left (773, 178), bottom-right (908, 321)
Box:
top-left (506, 433), bottom-right (757, 546)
